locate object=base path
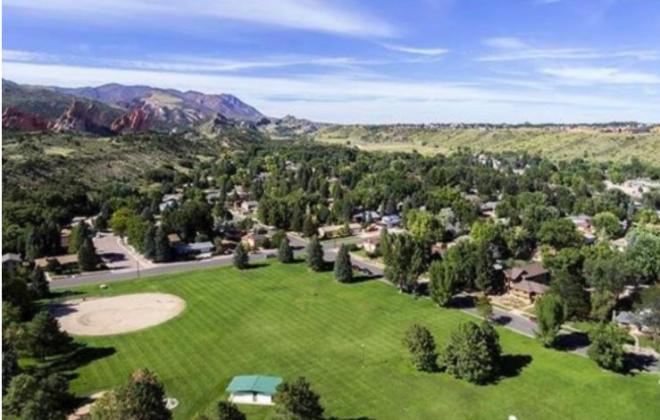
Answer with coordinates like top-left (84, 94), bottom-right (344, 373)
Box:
top-left (53, 293), bottom-right (185, 336)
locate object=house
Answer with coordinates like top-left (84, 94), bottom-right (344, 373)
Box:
top-left (380, 214), bottom-right (401, 228)
top-left (615, 310), bottom-right (653, 335)
top-left (2, 253), bottom-right (22, 271)
top-left (241, 232), bottom-right (266, 249)
top-left (167, 233), bottom-right (182, 246)
top-left (240, 201), bottom-right (258, 215)
top-left (353, 210), bottom-right (381, 224)
top-left (480, 201), bottom-right (499, 218)
top-left (205, 190), bottom-right (223, 203)
top-left (60, 228), bottom-right (72, 249)
top-left (568, 214), bottom-right (596, 244)
top-left (226, 375), bottom-right (283, 405)
top-left (362, 238), bottom-right (379, 254)
top-left (504, 262), bottom-right (550, 303)
top-left (159, 198), bottom-right (178, 213)
top-left (35, 254), bottom-right (79, 270)
top-left (318, 223), bottom-right (361, 239)
top-left (611, 237), bottom-right (629, 252)
top-left (233, 185), bottom-right (249, 200)
top-left (174, 241), bottom-right (214, 256)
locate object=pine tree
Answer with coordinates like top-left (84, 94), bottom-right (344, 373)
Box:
top-left (302, 214), bottom-right (317, 238)
top-left (78, 236), bottom-right (100, 271)
top-left (28, 266), bottom-right (50, 299)
top-left (475, 242), bottom-right (499, 294)
top-left (154, 228), bottom-right (173, 263)
top-left (2, 340), bottom-right (20, 395)
top-left (306, 236), bottom-right (324, 272)
top-left (278, 238), bottom-right (294, 264)
top-left (403, 324), bottom-right (437, 372)
top-left (333, 244), bottom-right (353, 283)
top-left (142, 225), bottom-right (157, 260)
top-left (68, 221), bottom-right (90, 254)
top-left (290, 205), bottom-right (304, 232)
top-left (378, 227), bottom-right (391, 260)
top-left (233, 243), bottom-right (249, 269)
top-left (26, 310), bottom-right (72, 360)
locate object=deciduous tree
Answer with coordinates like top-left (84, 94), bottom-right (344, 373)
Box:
top-left (439, 321), bottom-right (501, 384)
top-left (429, 260), bottom-right (457, 307)
top-left (535, 294), bottom-right (565, 347)
top-left (91, 369), bottom-right (171, 420)
top-left (588, 323), bottom-right (627, 372)
top-left (216, 401), bottom-right (246, 420)
top-left (274, 377), bottom-right (324, 420)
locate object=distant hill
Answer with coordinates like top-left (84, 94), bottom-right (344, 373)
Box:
top-left (55, 83), bottom-right (264, 131)
top-left (314, 125), bottom-right (660, 165)
top-left (2, 79), bottom-right (264, 135)
top-left (2, 79), bottom-right (123, 121)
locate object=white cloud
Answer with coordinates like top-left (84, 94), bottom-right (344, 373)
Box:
top-left (4, 61), bottom-right (658, 123)
top-left (479, 37), bottom-right (660, 62)
top-left (3, 49), bottom-right (432, 75)
top-left (540, 66), bottom-right (660, 85)
top-left (483, 37), bottom-right (528, 50)
top-left (382, 44), bottom-right (450, 56)
top-left (4, 0), bottom-right (396, 37)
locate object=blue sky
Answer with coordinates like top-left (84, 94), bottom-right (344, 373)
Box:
top-left (3, 0), bottom-right (660, 123)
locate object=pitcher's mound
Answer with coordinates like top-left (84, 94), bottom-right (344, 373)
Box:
top-left (53, 293), bottom-right (185, 336)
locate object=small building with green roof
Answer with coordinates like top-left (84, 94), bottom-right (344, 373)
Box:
top-left (226, 375), bottom-right (283, 405)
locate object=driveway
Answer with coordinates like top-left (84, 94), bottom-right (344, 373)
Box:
top-left (93, 232), bottom-right (145, 271)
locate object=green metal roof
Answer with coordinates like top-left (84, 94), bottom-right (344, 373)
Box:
top-left (225, 375), bottom-right (283, 396)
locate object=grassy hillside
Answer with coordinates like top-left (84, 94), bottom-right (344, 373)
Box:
top-left (55, 262), bottom-right (659, 420)
top-left (315, 126), bottom-right (660, 165)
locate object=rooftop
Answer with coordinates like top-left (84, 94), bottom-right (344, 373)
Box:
top-left (226, 375), bottom-right (282, 396)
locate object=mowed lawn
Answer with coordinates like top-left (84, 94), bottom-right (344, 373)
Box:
top-left (57, 262), bottom-right (659, 419)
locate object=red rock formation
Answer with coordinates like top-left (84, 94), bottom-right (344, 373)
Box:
top-left (2, 107), bottom-right (50, 131)
top-left (111, 107), bottom-right (152, 133)
top-left (52, 100), bottom-right (106, 133)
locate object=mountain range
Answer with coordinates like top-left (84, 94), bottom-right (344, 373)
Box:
top-left (2, 79), bottom-right (266, 135)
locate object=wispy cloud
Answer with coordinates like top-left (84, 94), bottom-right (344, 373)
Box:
top-left (382, 44), bottom-right (450, 56)
top-left (540, 66), bottom-right (660, 85)
top-left (3, 49), bottom-right (444, 74)
top-left (4, 0), bottom-right (396, 37)
top-left (479, 36), bottom-right (660, 62)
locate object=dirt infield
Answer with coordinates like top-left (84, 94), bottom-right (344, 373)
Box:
top-left (53, 293), bottom-right (185, 336)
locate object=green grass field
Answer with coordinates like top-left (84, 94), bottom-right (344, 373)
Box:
top-left (56, 262), bottom-right (659, 419)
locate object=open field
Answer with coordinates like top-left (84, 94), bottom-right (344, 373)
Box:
top-left (55, 262), bottom-right (659, 419)
top-left (315, 127), bottom-right (660, 165)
